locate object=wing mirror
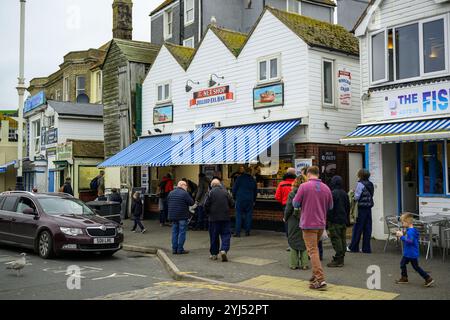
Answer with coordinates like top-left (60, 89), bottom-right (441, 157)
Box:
top-left (23, 208), bottom-right (38, 216)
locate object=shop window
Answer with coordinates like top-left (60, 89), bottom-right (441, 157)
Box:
top-left (156, 82), bottom-right (171, 103)
top-left (447, 141), bottom-right (450, 195)
top-left (422, 142), bottom-right (444, 194)
top-left (79, 166), bottom-right (101, 190)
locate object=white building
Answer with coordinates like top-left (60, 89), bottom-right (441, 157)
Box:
top-left (102, 6), bottom-right (363, 227)
top-left (341, 0), bottom-right (450, 239)
top-left (23, 95), bottom-right (104, 198)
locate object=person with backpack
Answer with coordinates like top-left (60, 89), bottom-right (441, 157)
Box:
top-left (90, 171), bottom-right (105, 193)
top-left (61, 177), bottom-right (74, 196)
top-left (348, 169), bottom-right (374, 254)
top-left (159, 173), bottom-right (174, 226)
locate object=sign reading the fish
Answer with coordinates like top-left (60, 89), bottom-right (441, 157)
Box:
top-left (253, 83), bottom-right (284, 109)
top-left (189, 85), bottom-right (235, 108)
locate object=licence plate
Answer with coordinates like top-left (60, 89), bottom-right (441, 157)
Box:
top-left (93, 238), bottom-right (114, 244)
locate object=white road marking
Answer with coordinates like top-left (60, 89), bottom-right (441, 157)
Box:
top-left (123, 272), bottom-right (147, 278)
top-left (92, 273), bottom-right (129, 281)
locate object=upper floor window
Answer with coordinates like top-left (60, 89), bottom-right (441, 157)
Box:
top-left (48, 115), bottom-right (55, 128)
top-left (96, 71), bottom-right (103, 102)
top-left (183, 37), bottom-right (195, 48)
top-left (55, 89), bottom-right (62, 101)
top-left (164, 10), bottom-right (173, 40)
top-left (184, 0), bottom-right (195, 26)
top-left (322, 59), bottom-right (335, 107)
top-left (32, 120), bottom-right (41, 153)
top-left (157, 82), bottom-right (171, 103)
top-left (63, 77), bottom-right (69, 101)
top-left (257, 54), bottom-right (281, 83)
top-left (76, 76), bottom-right (86, 98)
top-left (370, 15), bottom-right (448, 85)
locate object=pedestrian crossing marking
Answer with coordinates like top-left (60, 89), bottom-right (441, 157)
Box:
top-left (238, 275), bottom-right (399, 300)
top-left (230, 256), bottom-right (278, 266)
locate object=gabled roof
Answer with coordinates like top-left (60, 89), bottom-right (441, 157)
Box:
top-left (150, 0), bottom-right (176, 16)
top-left (164, 43), bottom-right (196, 70)
top-left (210, 25), bottom-right (248, 57)
top-left (267, 7), bottom-right (359, 56)
top-left (112, 38), bottom-right (161, 65)
top-left (352, 0), bottom-right (379, 36)
top-left (47, 101), bottom-right (103, 118)
top-left (302, 0), bottom-right (336, 7)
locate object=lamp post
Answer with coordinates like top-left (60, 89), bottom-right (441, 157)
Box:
top-left (15, 0), bottom-right (26, 190)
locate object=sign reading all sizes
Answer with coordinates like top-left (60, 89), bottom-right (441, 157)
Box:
top-left (384, 81), bottom-right (450, 120)
top-left (190, 85), bottom-right (235, 108)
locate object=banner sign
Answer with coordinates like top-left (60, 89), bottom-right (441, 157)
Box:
top-left (24, 91), bottom-right (46, 113)
top-left (57, 142), bottom-right (73, 161)
top-left (190, 85), bottom-right (234, 107)
top-left (294, 159), bottom-right (313, 176)
top-left (384, 81), bottom-right (450, 120)
top-left (338, 70), bottom-right (352, 108)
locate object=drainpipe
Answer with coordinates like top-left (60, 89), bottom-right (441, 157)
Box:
top-left (179, 0), bottom-right (184, 45)
top-left (198, 0), bottom-right (203, 44)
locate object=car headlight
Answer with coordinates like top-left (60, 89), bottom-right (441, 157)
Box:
top-left (117, 227), bottom-right (123, 234)
top-left (60, 227), bottom-right (83, 236)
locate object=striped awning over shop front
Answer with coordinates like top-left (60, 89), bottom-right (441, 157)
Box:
top-left (341, 117), bottom-right (450, 145)
top-left (98, 119), bottom-right (300, 167)
top-left (0, 160), bottom-right (16, 173)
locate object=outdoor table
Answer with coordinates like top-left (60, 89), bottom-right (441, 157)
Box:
top-left (417, 214), bottom-right (450, 259)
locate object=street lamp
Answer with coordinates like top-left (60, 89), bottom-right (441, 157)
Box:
top-left (15, 0), bottom-right (27, 190)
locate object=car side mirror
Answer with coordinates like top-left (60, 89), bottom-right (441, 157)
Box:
top-left (23, 208), bottom-right (37, 216)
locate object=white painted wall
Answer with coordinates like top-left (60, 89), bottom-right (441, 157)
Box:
top-left (142, 11), bottom-right (361, 146)
top-left (57, 118), bottom-right (104, 143)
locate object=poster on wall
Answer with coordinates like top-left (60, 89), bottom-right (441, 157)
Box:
top-left (368, 144), bottom-right (382, 184)
top-left (253, 83), bottom-right (284, 109)
top-left (338, 70), bottom-right (352, 108)
top-left (294, 158), bottom-right (313, 176)
top-left (319, 150), bottom-right (337, 186)
top-left (153, 105), bottom-right (173, 124)
top-left (190, 85), bottom-right (235, 108)
top-left (141, 166), bottom-right (149, 193)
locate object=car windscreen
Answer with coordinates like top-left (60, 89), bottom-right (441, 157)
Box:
top-left (38, 198), bottom-right (95, 216)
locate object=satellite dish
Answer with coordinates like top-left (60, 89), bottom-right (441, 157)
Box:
top-left (76, 94), bottom-right (89, 104)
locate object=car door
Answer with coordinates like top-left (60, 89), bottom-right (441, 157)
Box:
top-left (0, 196), bottom-right (8, 241)
top-left (10, 197), bottom-right (40, 246)
top-left (0, 196), bottom-right (19, 243)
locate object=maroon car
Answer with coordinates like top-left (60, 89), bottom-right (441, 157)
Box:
top-left (0, 191), bottom-right (123, 259)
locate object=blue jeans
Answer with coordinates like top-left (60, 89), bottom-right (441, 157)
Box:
top-left (196, 206), bottom-right (206, 230)
top-left (349, 206), bottom-right (372, 253)
top-left (132, 217), bottom-right (145, 231)
top-left (209, 221), bottom-right (232, 255)
top-left (171, 220), bottom-right (188, 253)
top-left (235, 200), bottom-right (253, 235)
top-left (401, 257), bottom-right (429, 279)
top-left (159, 198), bottom-right (168, 224)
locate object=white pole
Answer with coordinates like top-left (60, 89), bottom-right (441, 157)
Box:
top-left (16, 0), bottom-right (26, 190)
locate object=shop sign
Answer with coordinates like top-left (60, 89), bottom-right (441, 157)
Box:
top-left (190, 85), bottom-right (235, 108)
top-left (46, 128), bottom-right (58, 146)
top-left (338, 70), bottom-right (352, 108)
top-left (253, 83), bottom-right (284, 109)
top-left (47, 148), bottom-right (57, 158)
top-left (24, 91), bottom-right (46, 113)
top-left (153, 105), bottom-right (173, 124)
top-left (57, 142), bottom-right (73, 161)
top-left (294, 159), bottom-right (313, 176)
top-left (384, 81), bottom-right (450, 120)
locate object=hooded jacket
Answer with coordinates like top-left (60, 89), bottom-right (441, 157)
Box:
top-left (327, 176), bottom-right (350, 225)
top-left (275, 173), bottom-right (296, 206)
top-left (401, 227), bottom-right (420, 259)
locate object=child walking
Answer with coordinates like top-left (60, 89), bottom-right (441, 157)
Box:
top-left (396, 213), bottom-right (434, 287)
top-left (131, 192), bottom-right (146, 233)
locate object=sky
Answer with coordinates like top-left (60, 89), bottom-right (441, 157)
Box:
top-left (0, 0), bottom-right (161, 109)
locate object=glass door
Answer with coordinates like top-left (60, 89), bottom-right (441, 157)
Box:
top-left (401, 143), bottom-right (418, 213)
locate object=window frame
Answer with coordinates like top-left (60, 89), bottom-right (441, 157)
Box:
top-left (257, 53), bottom-right (282, 85)
top-left (369, 14), bottom-right (449, 87)
top-left (76, 75), bottom-right (86, 98)
top-left (164, 10), bottom-right (173, 40)
top-left (156, 81), bottom-right (172, 104)
top-left (418, 141), bottom-right (446, 197)
top-left (322, 58), bottom-right (336, 108)
top-left (32, 120), bottom-right (41, 154)
top-left (15, 197), bottom-right (38, 215)
top-left (96, 71), bottom-right (103, 102)
top-left (183, 37), bottom-right (195, 48)
top-left (63, 77), bottom-right (70, 101)
top-left (184, 0), bottom-right (195, 26)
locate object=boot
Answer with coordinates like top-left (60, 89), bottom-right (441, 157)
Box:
top-left (327, 256), bottom-right (344, 268)
top-left (395, 276), bottom-right (409, 284)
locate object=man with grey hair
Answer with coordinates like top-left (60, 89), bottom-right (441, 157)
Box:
top-left (167, 180), bottom-right (195, 254)
top-left (204, 178), bottom-right (234, 261)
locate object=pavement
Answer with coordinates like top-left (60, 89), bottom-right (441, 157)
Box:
top-left (122, 218), bottom-right (450, 300)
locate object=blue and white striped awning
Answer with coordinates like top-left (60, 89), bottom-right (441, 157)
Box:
top-left (341, 118), bottom-right (450, 145)
top-left (99, 120), bottom-right (300, 167)
top-left (0, 160), bottom-right (16, 173)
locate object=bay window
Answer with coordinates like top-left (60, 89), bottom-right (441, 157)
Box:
top-left (370, 16), bottom-right (448, 85)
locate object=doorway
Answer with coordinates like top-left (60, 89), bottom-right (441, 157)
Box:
top-left (401, 143), bottom-right (418, 213)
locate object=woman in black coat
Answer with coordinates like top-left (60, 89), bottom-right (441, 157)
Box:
top-left (131, 192), bottom-right (146, 233)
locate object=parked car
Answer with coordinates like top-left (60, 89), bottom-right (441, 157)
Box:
top-left (0, 191), bottom-right (123, 259)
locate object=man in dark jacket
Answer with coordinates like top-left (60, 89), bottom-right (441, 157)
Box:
top-left (108, 188), bottom-right (122, 204)
top-left (204, 179), bottom-right (234, 262)
top-left (232, 167), bottom-right (257, 237)
top-left (195, 173), bottom-right (210, 230)
top-left (61, 177), bottom-right (74, 196)
top-left (327, 176), bottom-right (350, 267)
top-left (168, 181), bottom-right (195, 254)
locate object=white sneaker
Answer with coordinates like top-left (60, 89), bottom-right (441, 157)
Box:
top-left (220, 251), bottom-right (228, 262)
top-left (209, 255), bottom-right (218, 260)
top-left (141, 229), bottom-right (147, 234)
top-left (346, 246), bottom-right (351, 252)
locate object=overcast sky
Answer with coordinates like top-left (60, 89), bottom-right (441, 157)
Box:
top-left (0, 0), bottom-right (161, 109)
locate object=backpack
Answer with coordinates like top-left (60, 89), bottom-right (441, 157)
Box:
top-left (90, 177), bottom-right (99, 191)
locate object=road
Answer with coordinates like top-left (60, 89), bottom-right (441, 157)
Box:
top-left (0, 246), bottom-right (290, 300)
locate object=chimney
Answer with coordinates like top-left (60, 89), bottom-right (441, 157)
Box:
top-left (112, 0), bottom-right (133, 40)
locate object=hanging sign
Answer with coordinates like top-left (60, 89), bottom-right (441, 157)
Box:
top-left (189, 85), bottom-right (235, 107)
top-left (338, 70), bottom-right (352, 108)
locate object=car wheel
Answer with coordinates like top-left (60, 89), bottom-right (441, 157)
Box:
top-left (38, 231), bottom-right (54, 259)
